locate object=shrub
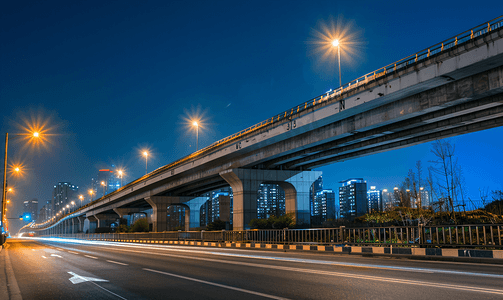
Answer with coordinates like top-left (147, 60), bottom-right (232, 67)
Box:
top-left (130, 218), bottom-right (149, 232)
top-left (206, 219), bottom-right (226, 231)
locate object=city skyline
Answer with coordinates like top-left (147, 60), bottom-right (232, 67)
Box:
top-left (2, 1), bottom-right (502, 233)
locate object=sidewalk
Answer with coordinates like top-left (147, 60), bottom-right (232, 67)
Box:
top-left (0, 243), bottom-right (22, 300)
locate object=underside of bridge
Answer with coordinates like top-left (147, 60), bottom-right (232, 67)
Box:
top-left (256, 73), bottom-right (503, 170)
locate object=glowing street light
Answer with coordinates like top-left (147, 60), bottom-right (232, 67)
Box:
top-left (101, 181), bottom-right (106, 196)
top-left (143, 151), bottom-right (149, 175)
top-left (192, 121), bottom-right (199, 151)
top-left (79, 195), bottom-right (84, 207)
top-left (88, 189), bottom-right (94, 202)
top-left (118, 170), bottom-right (123, 187)
top-left (2, 130), bottom-right (42, 237)
top-left (332, 39), bottom-right (342, 87)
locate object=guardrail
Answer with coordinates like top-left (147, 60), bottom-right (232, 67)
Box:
top-left (46, 224), bottom-right (503, 249)
top-left (32, 16), bottom-right (503, 230)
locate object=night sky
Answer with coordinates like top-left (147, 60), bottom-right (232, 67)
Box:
top-left (2, 1), bottom-right (502, 233)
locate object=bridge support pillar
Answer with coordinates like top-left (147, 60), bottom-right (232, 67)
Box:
top-left (114, 208), bottom-right (146, 226)
top-left (220, 169), bottom-right (322, 230)
top-left (77, 216), bottom-right (85, 233)
top-left (84, 215), bottom-right (97, 233)
top-left (187, 197), bottom-right (207, 229)
top-left (145, 196), bottom-right (194, 232)
top-left (95, 214), bottom-right (119, 228)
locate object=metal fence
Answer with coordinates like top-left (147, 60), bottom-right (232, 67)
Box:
top-left (46, 224), bottom-right (503, 249)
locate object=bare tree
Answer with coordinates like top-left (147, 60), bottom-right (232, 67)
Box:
top-left (429, 140), bottom-right (464, 220)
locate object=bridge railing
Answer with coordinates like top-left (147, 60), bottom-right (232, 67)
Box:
top-left (46, 224), bottom-right (503, 249)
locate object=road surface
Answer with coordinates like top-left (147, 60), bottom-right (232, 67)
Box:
top-left (1, 238), bottom-right (503, 299)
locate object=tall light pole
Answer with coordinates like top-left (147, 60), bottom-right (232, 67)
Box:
top-left (118, 170), bottom-right (123, 187)
top-left (101, 181), bottom-right (106, 197)
top-left (143, 151), bottom-right (148, 175)
top-left (2, 131), bottom-right (40, 239)
top-left (79, 195), bottom-right (84, 208)
top-left (332, 39), bottom-right (342, 87)
top-left (192, 121), bottom-right (199, 151)
top-left (88, 189), bottom-right (94, 202)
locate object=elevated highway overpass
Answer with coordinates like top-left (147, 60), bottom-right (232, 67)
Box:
top-left (30, 17), bottom-right (503, 232)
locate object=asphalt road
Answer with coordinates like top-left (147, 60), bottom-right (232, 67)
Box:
top-left (2, 237), bottom-right (503, 299)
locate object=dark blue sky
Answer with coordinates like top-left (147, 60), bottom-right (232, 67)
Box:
top-left (2, 1), bottom-right (502, 230)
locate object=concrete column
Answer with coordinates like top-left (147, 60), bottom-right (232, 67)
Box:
top-left (77, 216), bottom-right (85, 233)
top-left (94, 214), bottom-right (119, 228)
top-left (145, 196), bottom-right (194, 232)
top-left (84, 215), bottom-right (98, 233)
top-left (114, 208), bottom-right (146, 226)
top-left (186, 197), bottom-right (208, 229)
top-left (220, 169), bottom-right (322, 230)
top-left (280, 171), bottom-right (322, 227)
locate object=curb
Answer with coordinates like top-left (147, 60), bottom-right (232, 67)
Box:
top-left (87, 238), bottom-right (503, 263)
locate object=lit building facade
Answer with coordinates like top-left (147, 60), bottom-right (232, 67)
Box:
top-left (94, 167), bottom-right (121, 198)
top-left (38, 200), bottom-right (52, 222)
top-left (419, 188), bottom-right (430, 208)
top-left (257, 184), bottom-right (285, 219)
top-left (367, 186), bottom-right (382, 212)
top-left (339, 178), bottom-right (367, 219)
top-left (53, 182), bottom-right (78, 217)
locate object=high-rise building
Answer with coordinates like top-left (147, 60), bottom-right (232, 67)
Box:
top-left (38, 200), bottom-right (52, 222)
top-left (257, 184), bottom-right (285, 219)
top-left (212, 188), bottom-right (232, 222)
top-left (419, 188), bottom-right (430, 208)
top-left (313, 189), bottom-right (336, 225)
top-left (53, 183), bottom-right (78, 217)
top-left (339, 178), bottom-right (367, 219)
top-left (23, 198), bottom-right (38, 221)
top-left (94, 167), bottom-right (121, 198)
top-left (382, 188), bottom-right (401, 210)
top-left (166, 205), bottom-right (186, 231)
top-left (310, 176), bottom-right (324, 225)
top-left (367, 186), bottom-right (383, 212)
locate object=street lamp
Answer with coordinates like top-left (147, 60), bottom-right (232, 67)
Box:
top-left (88, 189), bottom-right (94, 202)
top-left (332, 39), bottom-right (342, 87)
top-left (2, 131), bottom-right (41, 238)
top-left (143, 151), bottom-right (148, 175)
top-left (118, 170), bottom-right (123, 187)
top-left (79, 195), bottom-right (84, 207)
top-left (192, 121), bottom-right (199, 151)
top-left (101, 181), bottom-right (106, 196)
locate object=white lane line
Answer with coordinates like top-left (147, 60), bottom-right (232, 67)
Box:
top-left (144, 268), bottom-right (289, 300)
top-left (106, 260), bottom-right (128, 266)
top-left (44, 239), bottom-right (498, 278)
top-left (42, 256), bottom-right (47, 259)
top-left (84, 255), bottom-right (98, 259)
top-left (51, 254), bottom-right (63, 258)
top-left (67, 251), bottom-right (79, 254)
top-left (105, 246), bottom-right (503, 295)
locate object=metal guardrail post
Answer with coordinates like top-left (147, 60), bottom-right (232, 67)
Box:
top-left (221, 229), bottom-right (225, 243)
top-left (418, 224), bottom-right (424, 247)
top-left (339, 226), bottom-right (345, 243)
